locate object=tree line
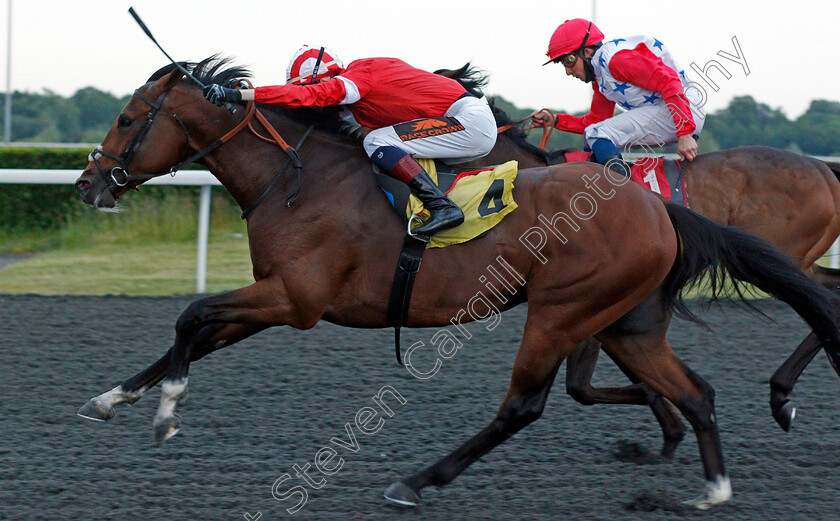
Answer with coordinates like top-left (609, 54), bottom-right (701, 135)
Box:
top-left (4, 87), bottom-right (840, 156)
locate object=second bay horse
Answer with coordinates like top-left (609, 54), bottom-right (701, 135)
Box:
top-left (442, 64), bottom-right (840, 455)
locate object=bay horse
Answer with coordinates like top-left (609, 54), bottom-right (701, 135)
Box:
top-left (442, 65), bottom-right (840, 456)
top-left (74, 57), bottom-right (840, 509)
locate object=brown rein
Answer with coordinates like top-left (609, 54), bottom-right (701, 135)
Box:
top-left (496, 108), bottom-right (555, 150)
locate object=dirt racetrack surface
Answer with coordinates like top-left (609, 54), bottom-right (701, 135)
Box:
top-left (2, 294), bottom-right (839, 520)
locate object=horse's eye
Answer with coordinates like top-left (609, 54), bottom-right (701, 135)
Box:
top-left (118, 115), bottom-right (132, 128)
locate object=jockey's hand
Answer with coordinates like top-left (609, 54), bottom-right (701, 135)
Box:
top-left (203, 84), bottom-right (241, 106)
top-left (525, 110), bottom-right (555, 131)
top-left (677, 134), bottom-right (698, 162)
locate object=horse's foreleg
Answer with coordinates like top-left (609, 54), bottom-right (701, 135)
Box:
top-left (384, 311), bottom-right (568, 507)
top-left (565, 338), bottom-right (688, 459)
top-left (152, 282), bottom-right (291, 444)
top-left (78, 323), bottom-right (266, 423)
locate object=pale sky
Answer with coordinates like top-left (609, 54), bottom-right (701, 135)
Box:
top-left (5, 0), bottom-right (838, 119)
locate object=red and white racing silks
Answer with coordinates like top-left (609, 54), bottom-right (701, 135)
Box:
top-left (255, 57), bottom-right (468, 129)
top-left (555, 35), bottom-right (700, 138)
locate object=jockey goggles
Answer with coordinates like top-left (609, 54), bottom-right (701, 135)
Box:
top-left (553, 53), bottom-right (580, 67)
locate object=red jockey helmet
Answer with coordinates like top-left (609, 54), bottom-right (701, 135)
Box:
top-left (285, 45), bottom-right (345, 85)
top-left (543, 18), bottom-right (605, 65)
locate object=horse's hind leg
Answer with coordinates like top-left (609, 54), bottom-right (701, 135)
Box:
top-left (596, 327), bottom-right (731, 509)
top-left (565, 339), bottom-right (656, 405)
top-left (769, 332), bottom-right (821, 431)
top-left (770, 327), bottom-right (840, 429)
top-left (384, 306), bottom-right (570, 507)
top-left (78, 323), bottom-right (265, 422)
top-left (78, 350), bottom-right (170, 421)
top-left (767, 265), bottom-right (840, 431)
top-left (565, 338), bottom-right (688, 458)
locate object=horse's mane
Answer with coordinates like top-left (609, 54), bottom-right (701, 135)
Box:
top-left (148, 55), bottom-right (358, 140)
top-left (147, 54), bottom-right (252, 87)
top-left (434, 63), bottom-right (565, 164)
top-left (433, 62), bottom-right (489, 97)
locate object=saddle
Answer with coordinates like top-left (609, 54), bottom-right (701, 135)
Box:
top-left (375, 159), bottom-right (519, 248)
top-left (378, 158), bottom-right (519, 364)
top-left (562, 151), bottom-right (688, 207)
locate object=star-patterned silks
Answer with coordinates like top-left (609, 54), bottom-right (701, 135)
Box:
top-left (590, 35), bottom-right (692, 116)
top-left (613, 82), bottom-right (630, 94)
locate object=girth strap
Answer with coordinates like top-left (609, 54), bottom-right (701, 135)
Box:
top-left (386, 234), bottom-right (428, 365)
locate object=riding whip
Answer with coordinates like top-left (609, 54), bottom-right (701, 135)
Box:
top-left (128, 7), bottom-right (237, 113)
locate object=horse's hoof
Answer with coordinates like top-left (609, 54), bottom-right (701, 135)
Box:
top-left (384, 482), bottom-right (421, 507)
top-left (77, 399), bottom-right (115, 422)
top-left (153, 416), bottom-right (181, 445)
top-left (772, 400), bottom-right (796, 432)
top-left (682, 476), bottom-right (732, 510)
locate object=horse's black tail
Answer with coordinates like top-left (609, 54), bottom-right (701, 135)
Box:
top-left (663, 203), bottom-right (840, 349)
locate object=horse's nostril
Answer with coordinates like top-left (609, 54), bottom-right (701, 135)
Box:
top-left (75, 179), bottom-right (91, 195)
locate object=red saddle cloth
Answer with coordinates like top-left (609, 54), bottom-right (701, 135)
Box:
top-left (563, 151), bottom-right (686, 205)
top-left (629, 157), bottom-right (675, 198)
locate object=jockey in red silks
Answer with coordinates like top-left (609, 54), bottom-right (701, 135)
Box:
top-left (531, 18), bottom-right (705, 178)
top-left (203, 45), bottom-right (497, 236)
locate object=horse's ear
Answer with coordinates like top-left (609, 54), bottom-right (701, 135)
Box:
top-left (157, 69), bottom-right (186, 93)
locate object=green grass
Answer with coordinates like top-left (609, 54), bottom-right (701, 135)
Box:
top-left (0, 187), bottom-right (245, 253)
top-left (0, 187), bottom-right (255, 295)
top-left (0, 234), bottom-right (254, 295)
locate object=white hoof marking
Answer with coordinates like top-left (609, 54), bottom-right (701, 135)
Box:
top-left (684, 475), bottom-right (732, 509)
top-left (98, 385), bottom-right (145, 409)
top-left (157, 379), bottom-right (188, 419)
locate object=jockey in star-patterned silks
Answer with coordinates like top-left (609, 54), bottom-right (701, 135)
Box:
top-left (531, 18), bottom-right (705, 178)
top-left (202, 45), bottom-right (497, 237)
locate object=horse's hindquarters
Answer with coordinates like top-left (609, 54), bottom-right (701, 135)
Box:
top-left (511, 165), bottom-right (679, 341)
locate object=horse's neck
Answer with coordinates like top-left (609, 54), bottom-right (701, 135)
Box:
top-left (197, 115), bottom-right (400, 238)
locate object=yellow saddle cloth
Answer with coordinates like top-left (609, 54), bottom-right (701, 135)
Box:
top-left (407, 159), bottom-right (519, 248)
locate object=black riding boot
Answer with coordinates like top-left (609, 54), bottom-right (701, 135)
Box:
top-left (408, 170), bottom-right (464, 236)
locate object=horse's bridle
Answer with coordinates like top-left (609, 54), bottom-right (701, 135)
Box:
top-left (88, 80), bottom-right (308, 218)
top-left (89, 88), bottom-right (200, 192)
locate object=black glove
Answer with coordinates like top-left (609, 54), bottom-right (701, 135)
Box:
top-left (203, 84), bottom-right (241, 106)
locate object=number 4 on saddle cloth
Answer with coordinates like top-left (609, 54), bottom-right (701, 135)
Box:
top-left (375, 159), bottom-right (519, 248)
top-left (563, 150), bottom-right (688, 207)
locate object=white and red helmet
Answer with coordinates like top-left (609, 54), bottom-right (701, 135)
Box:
top-left (543, 18), bottom-right (604, 65)
top-left (285, 45), bottom-right (345, 85)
